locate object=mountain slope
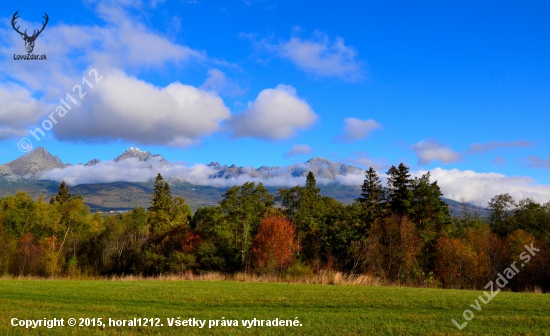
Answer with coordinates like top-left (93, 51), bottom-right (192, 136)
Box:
top-left (0, 147), bottom-right (65, 179)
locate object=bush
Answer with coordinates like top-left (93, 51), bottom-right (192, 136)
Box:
top-left (284, 261), bottom-right (313, 278)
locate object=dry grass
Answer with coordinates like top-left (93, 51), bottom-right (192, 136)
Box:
top-left (231, 270), bottom-right (381, 286)
top-left (0, 271), bottom-right (382, 286)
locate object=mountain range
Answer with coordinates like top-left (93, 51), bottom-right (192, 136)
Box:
top-left (0, 147), bottom-right (488, 217)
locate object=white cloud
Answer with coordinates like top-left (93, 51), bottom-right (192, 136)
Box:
top-left (41, 158), bottom-right (218, 185)
top-left (337, 118), bottom-right (382, 142)
top-left (416, 168), bottom-right (550, 206)
top-left (228, 84), bottom-right (318, 140)
top-left (412, 140), bottom-right (462, 165)
top-left (201, 69), bottom-right (247, 97)
top-left (261, 31), bottom-right (364, 81)
top-left (0, 3), bottom-right (212, 145)
top-left (52, 70), bottom-right (230, 147)
top-left (1, 7), bottom-right (205, 89)
top-left (468, 140), bottom-right (534, 154)
top-left (91, 5), bottom-right (205, 69)
top-left (0, 84), bottom-right (45, 139)
top-left (285, 144), bottom-right (313, 158)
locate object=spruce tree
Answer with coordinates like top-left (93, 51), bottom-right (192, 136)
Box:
top-left (358, 167), bottom-right (385, 221)
top-left (410, 172), bottom-right (450, 230)
top-left (305, 171), bottom-right (320, 193)
top-left (386, 163), bottom-right (414, 216)
top-left (299, 172), bottom-right (323, 233)
top-left (149, 173), bottom-right (170, 213)
top-left (55, 181), bottom-right (72, 205)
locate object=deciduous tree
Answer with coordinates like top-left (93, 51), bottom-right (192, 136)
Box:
top-left (251, 216), bottom-right (299, 275)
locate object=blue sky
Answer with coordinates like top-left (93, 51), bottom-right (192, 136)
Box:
top-left (0, 0), bottom-right (549, 205)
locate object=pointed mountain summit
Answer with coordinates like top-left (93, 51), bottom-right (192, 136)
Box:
top-left (0, 147), bottom-right (65, 178)
top-left (114, 147), bottom-right (169, 165)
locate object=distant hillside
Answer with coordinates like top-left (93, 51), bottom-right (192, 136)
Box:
top-left (0, 178), bottom-right (487, 217)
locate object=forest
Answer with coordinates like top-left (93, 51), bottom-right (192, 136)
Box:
top-left (0, 163), bottom-right (549, 292)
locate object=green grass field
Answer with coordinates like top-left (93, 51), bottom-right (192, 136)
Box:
top-left (0, 279), bottom-right (549, 335)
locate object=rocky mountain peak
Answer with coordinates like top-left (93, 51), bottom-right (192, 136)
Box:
top-left (114, 147), bottom-right (168, 164)
top-left (0, 147), bottom-right (65, 178)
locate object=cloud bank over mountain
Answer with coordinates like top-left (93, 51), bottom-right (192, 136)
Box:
top-left (34, 148), bottom-right (550, 206)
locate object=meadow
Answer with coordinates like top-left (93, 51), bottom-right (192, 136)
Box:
top-left (0, 278), bottom-right (549, 335)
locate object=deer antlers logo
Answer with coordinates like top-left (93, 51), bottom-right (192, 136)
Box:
top-left (11, 11), bottom-right (49, 54)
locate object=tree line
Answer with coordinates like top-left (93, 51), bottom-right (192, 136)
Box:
top-left (0, 164), bottom-right (549, 291)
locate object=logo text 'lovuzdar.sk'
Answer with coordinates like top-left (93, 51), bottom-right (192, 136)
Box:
top-left (12, 10), bottom-right (49, 60)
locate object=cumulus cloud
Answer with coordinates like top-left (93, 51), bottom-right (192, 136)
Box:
top-left (201, 69), bottom-right (247, 97)
top-left (468, 140), bottom-right (534, 154)
top-left (527, 156), bottom-right (550, 170)
top-left (53, 71), bottom-right (230, 147)
top-left (87, 5), bottom-right (205, 69)
top-left (337, 118), bottom-right (382, 142)
top-left (260, 31), bottom-right (364, 81)
top-left (41, 158), bottom-right (218, 185)
top-left (417, 168), bottom-right (550, 206)
top-left (227, 84), bottom-right (318, 139)
top-left (284, 144), bottom-right (313, 158)
top-left (0, 3), bottom-right (221, 146)
top-left (0, 6), bottom-right (205, 92)
top-left (0, 84), bottom-right (45, 139)
top-left (412, 140), bottom-right (462, 165)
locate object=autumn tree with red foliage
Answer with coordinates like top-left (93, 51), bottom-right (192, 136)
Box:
top-left (251, 216), bottom-right (299, 274)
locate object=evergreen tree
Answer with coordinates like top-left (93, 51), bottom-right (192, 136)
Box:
top-left (410, 172), bottom-right (451, 231)
top-left (55, 181), bottom-right (72, 205)
top-left (148, 173), bottom-right (190, 235)
top-left (149, 173), bottom-right (170, 213)
top-left (299, 172), bottom-right (323, 233)
top-left (305, 171), bottom-right (319, 192)
top-left (163, 182), bottom-right (172, 207)
top-left (386, 163), bottom-right (414, 216)
top-left (410, 172), bottom-right (452, 273)
top-left (358, 167), bottom-right (385, 221)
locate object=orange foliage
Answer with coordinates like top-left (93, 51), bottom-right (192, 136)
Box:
top-left (155, 226), bottom-right (203, 255)
top-left (463, 227), bottom-right (506, 279)
top-left (251, 216), bottom-right (299, 274)
top-left (181, 230), bottom-right (202, 254)
top-left (435, 237), bottom-right (480, 289)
